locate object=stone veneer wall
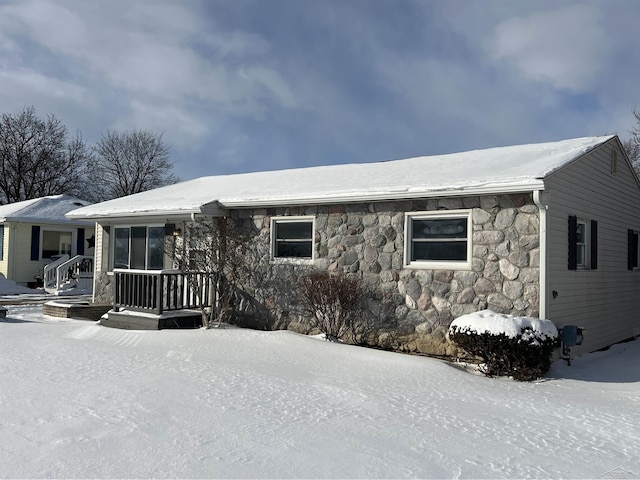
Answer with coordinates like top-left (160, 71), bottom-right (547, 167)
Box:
top-left (93, 271), bottom-right (113, 305)
top-left (230, 193), bottom-right (541, 355)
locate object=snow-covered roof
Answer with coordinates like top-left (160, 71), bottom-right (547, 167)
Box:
top-left (0, 195), bottom-right (93, 225)
top-left (68, 135), bottom-right (614, 220)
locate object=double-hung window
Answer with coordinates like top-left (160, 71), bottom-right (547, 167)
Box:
top-left (271, 216), bottom-right (314, 262)
top-left (405, 210), bottom-right (472, 269)
top-left (113, 226), bottom-right (165, 270)
top-left (568, 216), bottom-right (597, 270)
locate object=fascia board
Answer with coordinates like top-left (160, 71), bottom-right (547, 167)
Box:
top-left (0, 216), bottom-right (93, 226)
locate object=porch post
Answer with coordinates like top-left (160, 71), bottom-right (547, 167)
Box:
top-left (156, 273), bottom-right (163, 315)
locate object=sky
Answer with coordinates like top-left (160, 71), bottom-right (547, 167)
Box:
top-left (0, 0), bottom-right (639, 181)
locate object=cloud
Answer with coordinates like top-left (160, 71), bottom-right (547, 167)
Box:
top-left (0, 0), bottom-right (638, 182)
top-left (490, 4), bottom-right (609, 92)
top-left (0, 0), bottom-right (298, 142)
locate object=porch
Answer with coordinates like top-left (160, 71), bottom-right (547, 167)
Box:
top-left (43, 254), bottom-right (94, 294)
top-left (102, 269), bottom-right (210, 330)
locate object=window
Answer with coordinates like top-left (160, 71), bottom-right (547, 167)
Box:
top-left (576, 221), bottom-right (588, 267)
top-left (271, 217), bottom-right (314, 261)
top-left (628, 229), bottom-right (639, 270)
top-left (405, 210), bottom-right (472, 269)
top-left (42, 230), bottom-right (73, 259)
top-left (113, 226), bottom-right (165, 270)
top-left (568, 216), bottom-right (597, 270)
top-left (0, 225), bottom-right (4, 261)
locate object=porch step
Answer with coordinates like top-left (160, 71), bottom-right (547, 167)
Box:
top-left (102, 309), bottom-right (203, 330)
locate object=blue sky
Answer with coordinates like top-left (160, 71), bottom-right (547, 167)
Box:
top-left (0, 0), bottom-right (639, 181)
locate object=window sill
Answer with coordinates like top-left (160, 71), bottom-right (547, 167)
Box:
top-left (405, 260), bottom-right (472, 271)
top-left (270, 257), bottom-right (314, 266)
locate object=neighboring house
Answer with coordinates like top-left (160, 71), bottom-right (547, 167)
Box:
top-left (67, 135), bottom-right (640, 355)
top-left (0, 195), bottom-right (95, 288)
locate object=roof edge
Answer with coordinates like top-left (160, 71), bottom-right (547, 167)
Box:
top-left (220, 182), bottom-right (546, 208)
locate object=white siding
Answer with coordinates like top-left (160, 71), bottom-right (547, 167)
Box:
top-left (3, 223), bottom-right (96, 285)
top-left (545, 138), bottom-right (640, 353)
top-left (0, 223), bottom-right (9, 278)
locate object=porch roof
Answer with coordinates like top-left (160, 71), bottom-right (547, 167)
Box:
top-left (67, 135), bottom-right (614, 220)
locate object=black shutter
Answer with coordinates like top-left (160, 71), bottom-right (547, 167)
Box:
top-left (628, 229), bottom-right (637, 270)
top-left (568, 216), bottom-right (577, 270)
top-left (77, 228), bottom-right (85, 256)
top-left (30, 225), bottom-right (40, 261)
top-left (590, 220), bottom-right (597, 270)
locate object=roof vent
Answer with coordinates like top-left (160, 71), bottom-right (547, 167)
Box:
top-left (611, 149), bottom-right (618, 175)
top-left (73, 202), bottom-right (85, 207)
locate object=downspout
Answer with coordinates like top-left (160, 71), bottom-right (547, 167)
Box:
top-left (533, 190), bottom-right (549, 319)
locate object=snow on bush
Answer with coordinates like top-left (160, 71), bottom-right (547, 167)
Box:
top-left (448, 310), bottom-right (559, 381)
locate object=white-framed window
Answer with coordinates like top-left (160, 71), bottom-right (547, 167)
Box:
top-left (42, 228), bottom-right (74, 260)
top-left (404, 210), bottom-right (472, 269)
top-left (576, 220), bottom-right (588, 268)
top-left (271, 216), bottom-right (314, 262)
top-left (113, 225), bottom-right (165, 270)
top-left (568, 216), bottom-right (597, 270)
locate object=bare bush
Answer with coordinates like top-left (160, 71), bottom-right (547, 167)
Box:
top-left (169, 217), bottom-right (251, 328)
top-left (298, 271), bottom-right (366, 341)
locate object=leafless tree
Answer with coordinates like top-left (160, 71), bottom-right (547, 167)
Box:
top-left (624, 110), bottom-right (640, 174)
top-left (88, 129), bottom-right (178, 202)
top-left (0, 106), bottom-right (91, 204)
top-left (169, 217), bottom-right (252, 329)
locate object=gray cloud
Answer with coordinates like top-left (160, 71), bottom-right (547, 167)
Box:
top-left (0, 0), bottom-right (638, 180)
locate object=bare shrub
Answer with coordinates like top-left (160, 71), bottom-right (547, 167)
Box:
top-left (168, 217), bottom-right (252, 329)
top-left (298, 271), bottom-right (365, 342)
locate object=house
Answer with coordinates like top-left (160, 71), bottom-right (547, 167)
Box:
top-left (67, 135), bottom-right (640, 355)
top-left (0, 195), bottom-right (95, 291)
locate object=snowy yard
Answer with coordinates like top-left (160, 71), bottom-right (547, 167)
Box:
top-left (1, 305), bottom-right (639, 479)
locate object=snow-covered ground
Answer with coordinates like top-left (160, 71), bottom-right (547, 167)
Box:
top-left (1, 305), bottom-right (638, 479)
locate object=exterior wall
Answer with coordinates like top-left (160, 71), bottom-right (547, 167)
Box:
top-left (545, 138), bottom-right (640, 354)
top-left (0, 222), bottom-right (10, 278)
top-left (230, 193), bottom-right (541, 355)
top-left (1, 223), bottom-right (95, 286)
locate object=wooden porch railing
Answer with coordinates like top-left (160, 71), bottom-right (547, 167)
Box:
top-left (44, 255), bottom-right (94, 293)
top-left (113, 269), bottom-right (211, 315)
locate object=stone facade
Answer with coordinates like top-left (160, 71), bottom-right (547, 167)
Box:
top-left (91, 193), bottom-right (541, 355)
top-left (93, 271), bottom-right (113, 305)
top-left (229, 193), bottom-right (541, 355)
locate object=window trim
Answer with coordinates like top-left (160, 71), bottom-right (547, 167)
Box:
top-left (270, 216), bottom-right (315, 264)
top-left (404, 209), bottom-right (472, 270)
top-left (111, 224), bottom-right (166, 271)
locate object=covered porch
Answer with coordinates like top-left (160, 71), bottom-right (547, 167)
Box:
top-left (102, 269), bottom-right (210, 330)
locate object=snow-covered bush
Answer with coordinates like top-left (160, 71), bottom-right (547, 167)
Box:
top-left (298, 271), bottom-right (365, 342)
top-left (448, 310), bottom-right (559, 381)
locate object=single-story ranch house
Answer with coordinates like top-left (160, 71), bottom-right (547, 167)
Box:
top-left (0, 195), bottom-right (94, 288)
top-left (68, 135), bottom-right (640, 356)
